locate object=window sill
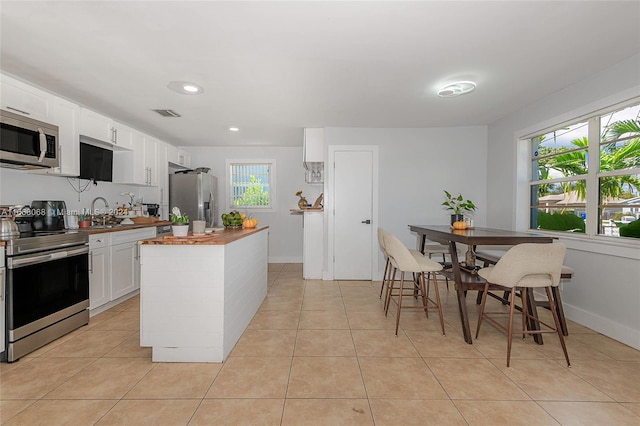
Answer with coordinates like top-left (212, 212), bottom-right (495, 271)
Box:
top-left (525, 229), bottom-right (640, 260)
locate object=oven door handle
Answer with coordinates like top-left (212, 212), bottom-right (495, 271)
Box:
top-left (8, 246), bottom-right (89, 269)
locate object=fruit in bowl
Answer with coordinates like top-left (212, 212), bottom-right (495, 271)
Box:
top-left (221, 211), bottom-right (243, 227)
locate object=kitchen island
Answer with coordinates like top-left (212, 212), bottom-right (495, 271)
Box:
top-left (139, 226), bottom-right (268, 362)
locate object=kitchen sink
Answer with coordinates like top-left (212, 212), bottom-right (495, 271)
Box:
top-left (90, 224), bottom-right (125, 229)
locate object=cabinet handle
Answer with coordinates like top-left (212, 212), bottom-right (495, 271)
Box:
top-left (0, 270), bottom-right (5, 301)
top-left (89, 251), bottom-right (94, 273)
top-left (6, 106), bottom-right (30, 115)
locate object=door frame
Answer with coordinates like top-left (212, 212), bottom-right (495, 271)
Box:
top-left (326, 145), bottom-right (379, 281)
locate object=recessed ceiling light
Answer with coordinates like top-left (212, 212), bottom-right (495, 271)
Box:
top-left (229, 127), bottom-right (240, 132)
top-left (437, 81), bottom-right (477, 98)
top-left (167, 81), bottom-right (204, 95)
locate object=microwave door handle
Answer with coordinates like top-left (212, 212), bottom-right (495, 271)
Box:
top-left (37, 128), bottom-right (47, 162)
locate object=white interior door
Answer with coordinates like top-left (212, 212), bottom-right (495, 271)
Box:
top-left (333, 149), bottom-right (374, 279)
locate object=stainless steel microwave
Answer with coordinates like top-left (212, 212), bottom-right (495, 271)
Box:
top-left (0, 109), bottom-right (59, 169)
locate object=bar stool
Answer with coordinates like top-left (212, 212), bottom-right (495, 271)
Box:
top-left (475, 243), bottom-right (570, 367)
top-left (382, 230), bottom-right (445, 336)
top-left (377, 228), bottom-right (392, 301)
top-left (422, 244), bottom-right (451, 289)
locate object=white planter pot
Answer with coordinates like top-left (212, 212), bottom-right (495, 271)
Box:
top-left (172, 224), bottom-right (189, 236)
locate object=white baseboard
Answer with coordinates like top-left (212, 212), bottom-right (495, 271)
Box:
top-left (268, 257), bottom-right (302, 263)
top-left (563, 303), bottom-right (640, 350)
top-left (89, 290), bottom-right (139, 317)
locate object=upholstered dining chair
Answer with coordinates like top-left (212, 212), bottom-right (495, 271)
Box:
top-left (377, 228), bottom-right (392, 301)
top-left (475, 243), bottom-right (570, 367)
top-left (382, 229), bottom-right (445, 336)
top-left (422, 244), bottom-right (451, 289)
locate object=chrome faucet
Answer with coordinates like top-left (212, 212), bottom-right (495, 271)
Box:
top-left (91, 197), bottom-right (109, 224)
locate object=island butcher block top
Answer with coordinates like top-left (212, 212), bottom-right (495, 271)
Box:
top-left (141, 226), bottom-right (268, 245)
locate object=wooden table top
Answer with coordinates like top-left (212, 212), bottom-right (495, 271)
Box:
top-left (409, 225), bottom-right (555, 245)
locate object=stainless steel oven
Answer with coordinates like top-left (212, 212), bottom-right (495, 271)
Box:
top-left (3, 232), bottom-right (89, 362)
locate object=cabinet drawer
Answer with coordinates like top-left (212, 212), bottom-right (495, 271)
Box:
top-left (89, 234), bottom-right (110, 249)
top-left (110, 228), bottom-right (156, 245)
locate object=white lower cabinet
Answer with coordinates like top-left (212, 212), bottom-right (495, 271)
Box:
top-left (89, 235), bottom-right (111, 310)
top-left (89, 227), bottom-right (155, 312)
top-left (303, 211), bottom-right (324, 279)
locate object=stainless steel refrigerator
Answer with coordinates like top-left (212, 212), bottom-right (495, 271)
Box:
top-left (169, 172), bottom-right (218, 229)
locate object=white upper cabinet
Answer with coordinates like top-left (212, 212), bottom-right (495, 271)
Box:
top-left (156, 141), bottom-right (169, 220)
top-left (112, 121), bottom-right (135, 150)
top-left (0, 74), bottom-right (53, 122)
top-left (79, 108), bottom-right (134, 149)
top-left (32, 97), bottom-right (80, 177)
top-left (144, 136), bottom-right (158, 186)
top-left (303, 128), bottom-right (324, 183)
top-left (303, 128), bottom-right (324, 163)
top-left (113, 131), bottom-right (157, 186)
top-left (167, 145), bottom-right (191, 168)
top-left (79, 108), bottom-right (114, 144)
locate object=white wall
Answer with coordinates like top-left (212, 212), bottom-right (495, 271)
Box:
top-left (185, 146), bottom-right (322, 263)
top-left (324, 126), bottom-right (488, 276)
top-left (184, 126), bottom-right (488, 268)
top-left (486, 53), bottom-right (640, 349)
top-left (0, 168), bottom-right (159, 214)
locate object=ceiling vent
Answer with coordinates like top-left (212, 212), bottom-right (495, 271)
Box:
top-left (152, 109), bottom-right (181, 117)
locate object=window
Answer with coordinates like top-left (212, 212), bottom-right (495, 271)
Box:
top-left (227, 160), bottom-right (275, 211)
top-left (529, 100), bottom-right (640, 239)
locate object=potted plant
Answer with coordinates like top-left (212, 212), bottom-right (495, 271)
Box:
top-left (170, 207), bottom-right (189, 236)
top-left (442, 190), bottom-right (476, 225)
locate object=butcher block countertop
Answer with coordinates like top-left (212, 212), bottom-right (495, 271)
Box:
top-left (141, 226), bottom-right (268, 245)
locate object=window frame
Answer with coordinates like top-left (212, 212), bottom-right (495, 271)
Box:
top-left (524, 98), bottom-right (640, 240)
top-left (225, 159), bottom-right (276, 213)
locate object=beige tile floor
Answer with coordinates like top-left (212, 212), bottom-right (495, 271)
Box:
top-left (1, 263), bottom-right (639, 425)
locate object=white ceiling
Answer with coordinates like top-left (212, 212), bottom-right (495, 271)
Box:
top-left (1, 1), bottom-right (639, 147)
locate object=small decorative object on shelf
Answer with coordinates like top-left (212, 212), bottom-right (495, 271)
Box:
top-left (442, 190), bottom-right (476, 225)
top-left (312, 193), bottom-right (324, 209)
top-left (170, 207), bottom-right (189, 236)
top-left (296, 190), bottom-right (308, 210)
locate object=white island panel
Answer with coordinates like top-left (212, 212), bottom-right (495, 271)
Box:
top-left (139, 228), bottom-right (268, 362)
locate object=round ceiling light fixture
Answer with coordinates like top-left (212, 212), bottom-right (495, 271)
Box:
top-left (167, 81), bottom-right (204, 95)
top-left (437, 81), bottom-right (477, 98)
top-left (229, 127), bottom-right (239, 132)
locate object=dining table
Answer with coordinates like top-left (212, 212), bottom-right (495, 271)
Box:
top-left (408, 225), bottom-right (556, 344)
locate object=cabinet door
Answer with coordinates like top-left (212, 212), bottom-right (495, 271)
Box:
top-left (113, 122), bottom-right (135, 150)
top-left (179, 150), bottom-right (191, 167)
top-left (89, 246), bottom-right (111, 309)
top-left (79, 108), bottom-right (114, 144)
top-left (110, 241), bottom-right (136, 300)
top-left (0, 74), bottom-right (52, 122)
top-left (52, 98), bottom-right (80, 176)
top-left (144, 136), bottom-right (158, 186)
top-left (157, 141), bottom-right (169, 219)
top-left (304, 128), bottom-right (324, 162)
top-left (112, 130), bottom-right (146, 185)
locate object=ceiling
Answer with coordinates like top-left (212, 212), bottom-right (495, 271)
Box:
top-left (1, 1), bottom-right (639, 147)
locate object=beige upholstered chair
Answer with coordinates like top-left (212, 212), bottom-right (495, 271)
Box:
top-left (475, 248), bottom-right (573, 336)
top-left (382, 230), bottom-right (445, 335)
top-left (475, 243), bottom-right (570, 367)
top-left (377, 228), bottom-right (392, 301)
top-left (422, 244), bottom-right (451, 289)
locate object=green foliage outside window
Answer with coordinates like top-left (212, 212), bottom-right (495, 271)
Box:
top-left (233, 175), bottom-right (270, 206)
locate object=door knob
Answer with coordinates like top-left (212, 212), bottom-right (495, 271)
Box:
top-left (361, 219), bottom-right (371, 224)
